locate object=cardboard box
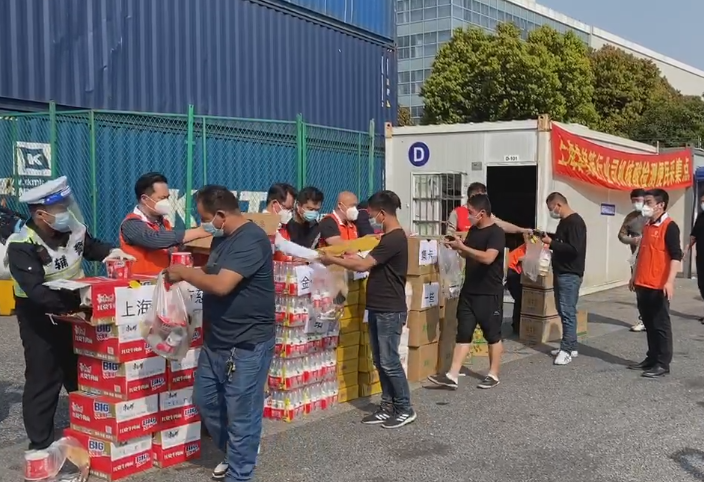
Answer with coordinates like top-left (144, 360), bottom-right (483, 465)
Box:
top-left (158, 388), bottom-right (200, 430)
top-left (339, 314), bottom-right (361, 334)
top-left (69, 392), bottom-right (159, 443)
top-left (406, 343), bottom-right (438, 382)
top-left (45, 277), bottom-right (157, 325)
top-left (318, 235), bottom-right (379, 256)
top-left (358, 370), bottom-right (379, 386)
top-left (336, 345), bottom-right (359, 363)
top-left (359, 382), bottom-right (382, 397)
top-left (470, 342), bottom-right (489, 357)
top-left (521, 288), bottom-right (558, 317)
top-left (407, 306), bottom-right (440, 347)
top-left (152, 422), bottom-right (202, 468)
top-left (64, 428), bottom-right (153, 481)
top-left (345, 290), bottom-right (360, 307)
top-left (519, 314), bottom-right (562, 344)
top-left (358, 356), bottom-right (375, 373)
top-left (577, 310), bottom-right (588, 336)
top-left (407, 238), bottom-right (439, 276)
top-left (167, 348), bottom-right (200, 391)
top-left (340, 331), bottom-right (361, 348)
top-left (336, 357), bottom-right (359, 376)
top-left (520, 271), bottom-right (554, 290)
top-left (73, 322), bottom-right (154, 363)
top-left (439, 296), bottom-right (459, 319)
top-left (77, 356), bottom-right (167, 400)
top-left (187, 214), bottom-right (279, 252)
top-left (473, 327), bottom-right (486, 344)
top-left (406, 280), bottom-right (440, 311)
top-left (338, 385), bottom-right (359, 403)
top-left (436, 310), bottom-right (458, 373)
top-left (337, 371), bottom-right (358, 390)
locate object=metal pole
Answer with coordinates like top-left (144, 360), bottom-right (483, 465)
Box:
top-left (367, 119), bottom-right (375, 194)
top-left (185, 105), bottom-right (195, 227)
top-left (49, 101), bottom-right (57, 178)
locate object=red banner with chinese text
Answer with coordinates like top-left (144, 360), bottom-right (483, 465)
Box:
top-left (551, 125), bottom-right (692, 191)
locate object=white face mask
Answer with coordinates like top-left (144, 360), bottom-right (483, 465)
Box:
top-left (278, 209), bottom-right (292, 224)
top-left (549, 210), bottom-right (561, 220)
top-left (633, 201), bottom-right (644, 212)
top-left (153, 199), bottom-right (170, 216)
top-left (700, 203), bottom-right (704, 212)
top-left (346, 206), bottom-right (359, 222)
top-left (641, 205), bottom-right (654, 218)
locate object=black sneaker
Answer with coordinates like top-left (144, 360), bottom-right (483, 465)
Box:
top-left (477, 375), bottom-right (500, 389)
top-left (361, 406), bottom-right (393, 425)
top-left (427, 373), bottom-right (458, 389)
top-left (381, 408), bottom-right (417, 429)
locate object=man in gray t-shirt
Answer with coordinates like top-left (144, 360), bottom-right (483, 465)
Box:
top-left (618, 188), bottom-right (648, 332)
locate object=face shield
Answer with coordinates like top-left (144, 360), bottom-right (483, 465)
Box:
top-left (37, 186), bottom-right (85, 232)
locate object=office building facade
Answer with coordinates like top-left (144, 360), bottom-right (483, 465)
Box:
top-left (397, 0), bottom-right (704, 124)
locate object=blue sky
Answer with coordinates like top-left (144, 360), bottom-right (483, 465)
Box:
top-left (539, 0), bottom-right (703, 70)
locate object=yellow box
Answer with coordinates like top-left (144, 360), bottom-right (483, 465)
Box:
top-left (340, 331), bottom-right (361, 348)
top-left (0, 280), bottom-right (14, 316)
top-left (318, 235), bottom-right (379, 255)
top-left (340, 305), bottom-right (360, 321)
top-left (337, 357), bottom-right (359, 376)
top-left (361, 320), bottom-right (368, 333)
top-left (470, 342), bottom-right (489, 357)
top-left (358, 356), bottom-right (375, 373)
top-left (359, 382), bottom-right (382, 397)
top-left (336, 345), bottom-right (359, 363)
top-left (340, 316), bottom-right (361, 334)
top-left (360, 331), bottom-right (370, 346)
top-left (358, 370), bottom-right (379, 385)
top-left (345, 290), bottom-right (360, 307)
top-left (359, 344), bottom-right (373, 360)
top-left (348, 279), bottom-right (361, 293)
top-left (338, 385), bottom-right (359, 403)
top-left (338, 371), bottom-right (358, 389)
top-left (473, 327), bottom-right (486, 344)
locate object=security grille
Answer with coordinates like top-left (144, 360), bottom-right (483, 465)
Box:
top-left (411, 173), bottom-right (463, 236)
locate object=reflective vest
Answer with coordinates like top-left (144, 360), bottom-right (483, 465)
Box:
top-left (7, 224), bottom-right (86, 298)
top-left (318, 212), bottom-right (358, 248)
top-left (119, 208), bottom-right (173, 275)
top-left (507, 244), bottom-right (527, 274)
top-left (634, 215), bottom-right (674, 290)
top-left (452, 206), bottom-right (472, 232)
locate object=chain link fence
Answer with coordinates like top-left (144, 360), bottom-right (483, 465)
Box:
top-left (0, 105), bottom-right (384, 248)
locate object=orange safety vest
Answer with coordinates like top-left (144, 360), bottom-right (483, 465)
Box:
top-left (634, 216), bottom-right (674, 290)
top-left (452, 206), bottom-right (472, 232)
top-left (119, 209), bottom-right (173, 275)
top-left (318, 212), bottom-right (358, 248)
top-left (508, 244), bottom-right (527, 274)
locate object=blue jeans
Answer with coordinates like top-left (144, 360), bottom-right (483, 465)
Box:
top-left (553, 273), bottom-right (582, 352)
top-left (193, 337), bottom-right (275, 482)
top-left (367, 311), bottom-right (412, 412)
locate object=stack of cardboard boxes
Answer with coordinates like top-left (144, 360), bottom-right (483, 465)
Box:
top-left (337, 275), bottom-right (366, 403)
top-left (519, 271), bottom-right (588, 344)
top-left (356, 278), bottom-right (383, 399)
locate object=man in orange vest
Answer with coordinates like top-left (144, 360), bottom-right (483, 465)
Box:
top-left (318, 191), bottom-right (359, 247)
top-left (447, 182), bottom-right (531, 235)
top-left (629, 188), bottom-right (682, 378)
top-left (262, 183), bottom-right (297, 226)
top-left (120, 172), bottom-right (211, 275)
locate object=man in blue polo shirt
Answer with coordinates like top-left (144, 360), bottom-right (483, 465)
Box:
top-left (166, 185), bottom-right (274, 482)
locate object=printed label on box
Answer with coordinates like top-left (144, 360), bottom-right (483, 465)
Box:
top-left (73, 322), bottom-right (154, 363)
top-left (69, 392), bottom-right (159, 442)
top-left (77, 356), bottom-right (166, 400)
top-left (421, 282), bottom-right (440, 308)
top-left (152, 422), bottom-right (202, 468)
top-left (159, 388), bottom-right (200, 429)
top-left (418, 240), bottom-right (438, 266)
top-left (167, 348), bottom-right (201, 390)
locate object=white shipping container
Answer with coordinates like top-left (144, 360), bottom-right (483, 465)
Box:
top-left (384, 116), bottom-right (689, 295)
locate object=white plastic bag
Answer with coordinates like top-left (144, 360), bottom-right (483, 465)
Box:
top-left (0, 241), bottom-right (9, 280)
top-left (23, 436), bottom-right (90, 482)
top-left (522, 241), bottom-right (551, 281)
top-left (437, 243), bottom-right (462, 299)
top-left (140, 273), bottom-right (191, 360)
top-left (274, 232), bottom-right (320, 260)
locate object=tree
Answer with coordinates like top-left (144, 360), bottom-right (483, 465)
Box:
top-left (629, 93), bottom-right (704, 148)
top-left (397, 106), bottom-right (414, 126)
top-left (590, 45), bottom-right (663, 137)
top-left (421, 23), bottom-right (595, 126)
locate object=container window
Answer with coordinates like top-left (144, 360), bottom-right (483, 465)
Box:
top-left (412, 173), bottom-right (464, 236)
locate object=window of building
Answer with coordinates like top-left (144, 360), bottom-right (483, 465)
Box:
top-left (410, 9), bottom-right (424, 21)
top-left (399, 71), bottom-right (411, 83)
top-left (397, 0), bottom-right (410, 12)
top-left (411, 0), bottom-right (423, 8)
top-left (411, 69), bottom-right (424, 82)
top-left (397, 12), bottom-right (409, 24)
top-left (424, 7), bottom-right (437, 19)
top-left (412, 173), bottom-right (464, 236)
top-left (424, 68), bottom-right (432, 79)
top-left (399, 48), bottom-right (410, 59)
top-left (399, 83), bottom-right (411, 95)
top-left (438, 5), bottom-right (451, 17)
top-left (438, 29), bottom-right (452, 41)
top-left (424, 0), bottom-right (437, 6)
top-left (424, 32), bottom-right (437, 43)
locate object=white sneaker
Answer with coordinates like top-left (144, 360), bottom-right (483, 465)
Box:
top-left (553, 350), bottom-right (573, 365)
top-left (213, 461), bottom-right (228, 479)
top-left (550, 348), bottom-right (578, 358)
top-left (630, 322), bottom-right (646, 332)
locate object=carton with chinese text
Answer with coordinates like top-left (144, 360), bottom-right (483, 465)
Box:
top-left (166, 348), bottom-right (200, 390)
top-left (152, 422), bottom-right (202, 468)
top-left (78, 356), bottom-right (167, 400)
top-left (69, 392), bottom-right (160, 443)
top-left (73, 322), bottom-right (154, 363)
top-left (63, 428), bottom-right (153, 481)
top-left (159, 387), bottom-right (200, 430)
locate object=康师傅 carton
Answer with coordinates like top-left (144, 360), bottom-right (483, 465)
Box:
top-left (159, 387), bottom-right (200, 430)
top-left (167, 348), bottom-right (201, 391)
top-left (78, 356), bottom-right (166, 400)
top-left (69, 391), bottom-right (159, 443)
top-left (152, 422), bottom-right (202, 468)
top-left (63, 428), bottom-right (153, 481)
top-left (73, 322), bottom-right (154, 363)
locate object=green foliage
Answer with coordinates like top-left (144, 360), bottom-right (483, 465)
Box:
top-left (590, 45), bottom-right (663, 137)
top-left (628, 93), bottom-right (704, 147)
top-left (397, 106), bottom-right (414, 126)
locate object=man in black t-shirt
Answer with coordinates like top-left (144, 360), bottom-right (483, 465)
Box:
top-left (429, 194), bottom-right (506, 390)
top-left (283, 186), bottom-right (324, 248)
top-left (686, 192), bottom-right (704, 322)
top-left (320, 190), bottom-right (415, 429)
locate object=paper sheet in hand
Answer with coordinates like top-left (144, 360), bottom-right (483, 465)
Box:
top-left (274, 232), bottom-right (320, 260)
top-left (44, 279), bottom-right (90, 291)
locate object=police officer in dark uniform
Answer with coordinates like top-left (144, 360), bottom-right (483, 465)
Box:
top-left (6, 177), bottom-right (133, 449)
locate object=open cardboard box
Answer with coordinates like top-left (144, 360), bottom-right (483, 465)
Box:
top-left (186, 213), bottom-right (279, 253)
top-left (42, 276), bottom-right (157, 325)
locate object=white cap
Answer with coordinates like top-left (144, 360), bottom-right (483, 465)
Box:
top-left (18, 176), bottom-right (71, 205)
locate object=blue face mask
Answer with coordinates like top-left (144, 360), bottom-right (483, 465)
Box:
top-left (302, 210), bottom-right (319, 223)
top-left (201, 215), bottom-right (224, 237)
top-left (48, 211), bottom-right (72, 233)
top-left (370, 213), bottom-right (383, 230)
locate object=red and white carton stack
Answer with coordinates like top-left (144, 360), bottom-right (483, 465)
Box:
top-left (59, 260), bottom-right (204, 480)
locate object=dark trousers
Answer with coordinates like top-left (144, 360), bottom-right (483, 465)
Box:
top-left (635, 286), bottom-right (673, 369)
top-left (505, 269), bottom-right (522, 331)
top-left (17, 306), bottom-right (78, 450)
top-left (697, 254), bottom-right (704, 301)
top-left (367, 311), bottom-right (412, 412)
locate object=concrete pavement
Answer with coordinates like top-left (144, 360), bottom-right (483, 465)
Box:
top-left (2, 280), bottom-right (704, 481)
